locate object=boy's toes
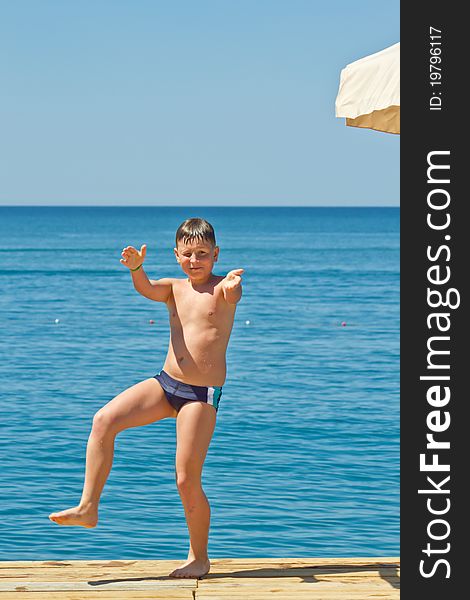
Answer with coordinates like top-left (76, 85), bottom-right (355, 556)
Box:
top-left (169, 568), bottom-right (188, 578)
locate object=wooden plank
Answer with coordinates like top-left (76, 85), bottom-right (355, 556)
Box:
top-left (0, 593), bottom-right (192, 600)
top-left (196, 590), bottom-right (400, 600)
top-left (200, 569), bottom-right (400, 581)
top-left (0, 580), bottom-right (195, 592)
top-left (0, 569), bottom-right (399, 581)
top-left (0, 570), bottom-right (194, 582)
top-left (0, 559), bottom-right (399, 579)
top-left (196, 583), bottom-right (400, 591)
top-left (196, 582), bottom-right (400, 600)
top-left (0, 559), bottom-right (195, 581)
top-left (197, 577), bottom-right (400, 586)
top-left (199, 575), bottom-right (400, 584)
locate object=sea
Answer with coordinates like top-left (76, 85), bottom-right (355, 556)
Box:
top-left (0, 206), bottom-right (399, 561)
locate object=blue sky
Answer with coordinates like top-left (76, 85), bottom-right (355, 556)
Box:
top-left (0, 1), bottom-right (399, 206)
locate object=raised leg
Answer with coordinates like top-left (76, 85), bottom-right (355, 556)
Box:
top-left (169, 401), bottom-right (217, 579)
top-left (49, 378), bottom-right (176, 527)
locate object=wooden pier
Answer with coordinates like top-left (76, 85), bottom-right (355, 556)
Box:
top-left (0, 557), bottom-right (399, 599)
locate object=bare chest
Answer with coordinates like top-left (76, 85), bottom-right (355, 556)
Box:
top-left (169, 283), bottom-right (225, 325)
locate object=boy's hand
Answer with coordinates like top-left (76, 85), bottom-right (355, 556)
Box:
top-left (120, 244), bottom-right (147, 270)
top-left (222, 269), bottom-right (244, 304)
top-left (222, 268), bottom-right (244, 291)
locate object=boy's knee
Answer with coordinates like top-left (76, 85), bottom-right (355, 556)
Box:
top-left (176, 472), bottom-right (200, 495)
top-left (92, 409), bottom-right (117, 434)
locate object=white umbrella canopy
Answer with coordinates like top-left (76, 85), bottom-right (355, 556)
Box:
top-left (335, 42), bottom-right (400, 134)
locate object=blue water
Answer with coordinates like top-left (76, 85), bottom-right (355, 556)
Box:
top-left (0, 206), bottom-right (399, 560)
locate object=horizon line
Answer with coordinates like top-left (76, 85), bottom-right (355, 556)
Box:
top-left (0, 204), bottom-right (400, 208)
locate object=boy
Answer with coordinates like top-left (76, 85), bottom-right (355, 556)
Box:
top-left (49, 218), bottom-right (244, 579)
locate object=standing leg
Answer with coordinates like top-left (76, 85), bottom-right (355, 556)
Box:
top-left (169, 402), bottom-right (217, 579)
top-left (49, 378), bottom-right (176, 527)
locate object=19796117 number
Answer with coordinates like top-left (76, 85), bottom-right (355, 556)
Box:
top-left (429, 26), bottom-right (442, 111)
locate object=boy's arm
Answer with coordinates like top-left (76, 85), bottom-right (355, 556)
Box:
top-left (222, 269), bottom-right (244, 304)
top-left (132, 268), bottom-right (173, 303)
top-left (121, 244), bottom-right (172, 303)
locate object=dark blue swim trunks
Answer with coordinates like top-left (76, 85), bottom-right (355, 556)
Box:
top-left (154, 369), bottom-right (222, 413)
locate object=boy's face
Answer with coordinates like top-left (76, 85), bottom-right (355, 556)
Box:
top-left (174, 238), bottom-right (219, 282)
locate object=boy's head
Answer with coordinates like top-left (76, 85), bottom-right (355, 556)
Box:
top-left (174, 218), bottom-right (219, 281)
top-left (175, 218), bottom-right (217, 248)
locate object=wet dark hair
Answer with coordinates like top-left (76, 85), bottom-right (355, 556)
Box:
top-left (175, 218), bottom-right (217, 247)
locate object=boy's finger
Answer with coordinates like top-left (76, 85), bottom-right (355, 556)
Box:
top-left (227, 269), bottom-right (244, 277)
top-left (140, 244), bottom-right (147, 258)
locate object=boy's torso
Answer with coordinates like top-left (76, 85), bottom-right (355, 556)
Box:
top-left (162, 276), bottom-right (236, 387)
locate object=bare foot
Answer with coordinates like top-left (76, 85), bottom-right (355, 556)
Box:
top-left (169, 558), bottom-right (210, 579)
top-left (48, 505), bottom-right (98, 528)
